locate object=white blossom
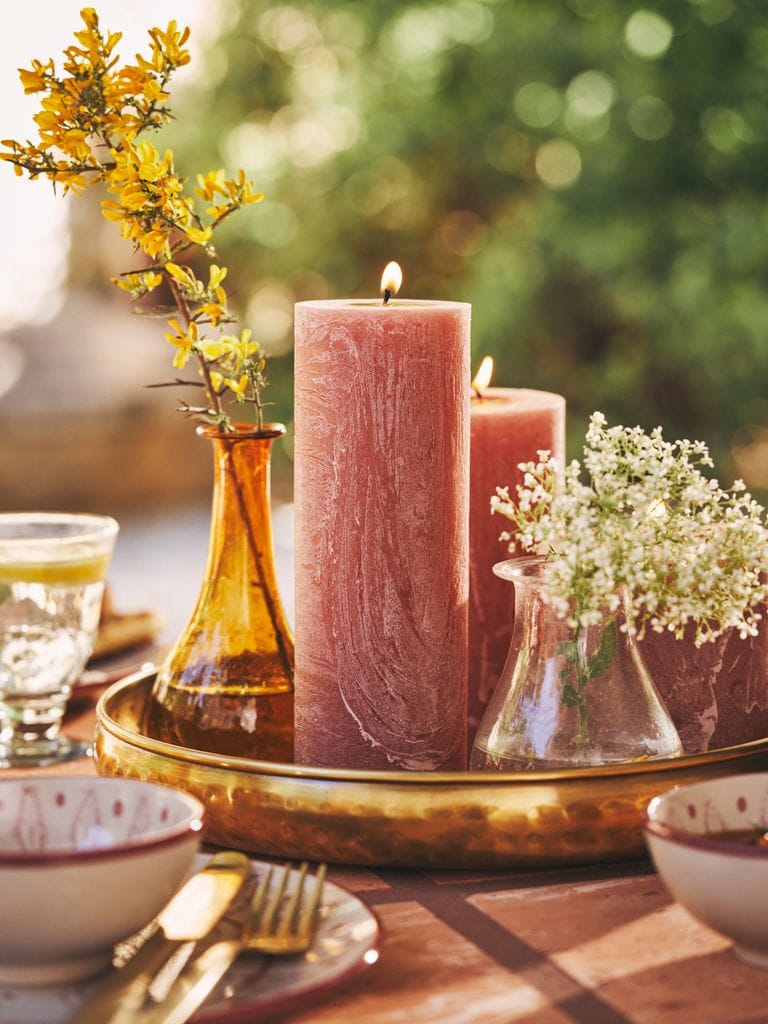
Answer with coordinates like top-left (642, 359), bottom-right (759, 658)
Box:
top-left (491, 411), bottom-right (768, 643)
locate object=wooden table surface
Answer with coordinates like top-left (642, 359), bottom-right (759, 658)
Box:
top-left (10, 693), bottom-right (768, 1024)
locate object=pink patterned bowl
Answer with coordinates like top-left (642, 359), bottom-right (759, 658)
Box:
top-left (645, 772), bottom-right (768, 969)
top-left (0, 776), bottom-right (203, 986)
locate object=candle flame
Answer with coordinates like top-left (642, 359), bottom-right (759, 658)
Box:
top-left (380, 261), bottom-right (403, 301)
top-left (472, 355), bottom-right (494, 391)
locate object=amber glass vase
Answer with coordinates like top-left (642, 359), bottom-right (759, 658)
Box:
top-left (144, 424), bottom-right (294, 760)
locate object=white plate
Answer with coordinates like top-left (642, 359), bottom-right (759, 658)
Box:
top-left (0, 857), bottom-right (381, 1023)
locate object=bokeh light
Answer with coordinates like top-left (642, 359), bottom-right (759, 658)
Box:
top-left (566, 71), bottom-right (616, 120)
top-left (6, 0), bottom-right (768, 507)
top-left (535, 140), bottom-right (582, 189)
top-left (514, 83), bottom-right (562, 129)
top-left (628, 96), bottom-right (674, 140)
top-left (624, 10), bottom-right (674, 59)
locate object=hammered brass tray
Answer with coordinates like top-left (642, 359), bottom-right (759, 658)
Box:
top-left (94, 671), bottom-right (768, 869)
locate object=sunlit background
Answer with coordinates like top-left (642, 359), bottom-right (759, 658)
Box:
top-left (0, 2), bottom-right (212, 329)
top-left (3, 0), bottom-right (768, 521)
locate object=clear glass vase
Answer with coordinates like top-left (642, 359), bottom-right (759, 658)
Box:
top-left (470, 556), bottom-right (683, 770)
top-left (144, 424), bottom-right (294, 760)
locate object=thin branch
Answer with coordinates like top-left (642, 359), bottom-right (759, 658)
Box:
top-left (165, 271), bottom-right (223, 419)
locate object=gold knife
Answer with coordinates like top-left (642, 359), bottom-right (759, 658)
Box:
top-left (67, 851), bottom-right (251, 1024)
top-left (139, 861), bottom-right (328, 1024)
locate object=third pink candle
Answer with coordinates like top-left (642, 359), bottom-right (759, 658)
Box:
top-left (469, 382), bottom-right (565, 741)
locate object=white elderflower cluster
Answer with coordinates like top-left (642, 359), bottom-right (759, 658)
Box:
top-left (492, 412), bottom-right (768, 643)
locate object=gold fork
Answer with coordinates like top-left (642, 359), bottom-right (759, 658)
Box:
top-left (243, 861), bottom-right (327, 955)
top-left (140, 862), bottom-right (327, 1024)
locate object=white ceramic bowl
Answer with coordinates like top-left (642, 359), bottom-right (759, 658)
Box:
top-left (0, 776), bottom-right (203, 985)
top-left (645, 772), bottom-right (768, 968)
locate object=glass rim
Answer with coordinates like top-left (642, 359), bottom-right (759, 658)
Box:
top-left (492, 554), bottom-right (550, 582)
top-left (197, 421), bottom-right (286, 441)
top-left (0, 512), bottom-right (119, 550)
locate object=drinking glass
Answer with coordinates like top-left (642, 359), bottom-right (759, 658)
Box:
top-left (0, 512), bottom-right (119, 767)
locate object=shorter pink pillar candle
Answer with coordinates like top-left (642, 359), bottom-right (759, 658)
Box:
top-left (294, 297), bottom-right (471, 770)
top-left (469, 386), bottom-right (565, 740)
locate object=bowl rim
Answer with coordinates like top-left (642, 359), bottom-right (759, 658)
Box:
top-left (644, 816), bottom-right (768, 859)
top-left (0, 776), bottom-right (203, 867)
top-left (645, 772), bottom-right (768, 859)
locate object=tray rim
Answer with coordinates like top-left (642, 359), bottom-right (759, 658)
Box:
top-left (96, 669), bottom-right (768, 785)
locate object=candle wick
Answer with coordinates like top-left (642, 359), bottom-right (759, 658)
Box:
top-left (382, 288), bottom-right (391, 306)
top-left (472, 385), bottom-right (485, 399)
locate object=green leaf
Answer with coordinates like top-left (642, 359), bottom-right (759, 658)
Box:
top-left (586, 622), bottom-right (617, 682)
top-left (558, 640), bottom-right (578, 662)
top-left (561, 683), bottom-right (581, 707)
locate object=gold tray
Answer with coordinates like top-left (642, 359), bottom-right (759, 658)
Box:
top-left (94, 671), bottom-right (768, 869)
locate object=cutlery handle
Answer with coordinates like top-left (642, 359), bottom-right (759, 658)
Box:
top-left (66, 852), bottom-right (251, 1024)
top-left (138, 940), bottom-right (257, 1024)
top-left (66, 931), bottom-right (184, 1024)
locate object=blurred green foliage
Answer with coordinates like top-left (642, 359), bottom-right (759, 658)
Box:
top-left (161, 0), bottom-right (768, 485)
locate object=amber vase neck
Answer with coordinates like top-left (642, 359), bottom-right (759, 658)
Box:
top-left (203, 424), bottom-right (294, 681)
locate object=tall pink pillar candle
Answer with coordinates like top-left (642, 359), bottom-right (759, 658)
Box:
top-left (294, 299), bottom-right (471, 770)
top-left (469, 387), bottom-right (565, 741)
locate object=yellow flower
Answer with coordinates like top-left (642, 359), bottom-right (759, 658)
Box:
top-left (105, 32), bottom-right (122, 55)
top-left (228, 169), bottom-right (264, 206)
top-left (59, 171), bottom-right (89, 195)
top-left (118, 183), bottom-right (151, 211)
top-left (165, 262), bottom-right (197, 287)
top-left (195, 170), bottom-right (227, 202)
top-left (209, 371), bottom-right (225, 391)
top-left (111, 273), bottom-right (142, 293)
top-left (79, 8), bottom-right (99, 31)
top-left (101, 199), bottom-right (125, 222)
top-left (197, 337), bottom-right (229, 361)
top-left (172, 348), bottom-right (190, 370)
top-left (143, 271), bottom-right (163, 291)
top-left (240, 183), bottom-right (265, 205)
top-left (135, 141), bottom-right (168, 183)
top-left (165, 318), bottom-right (198, 369)
top-left (226, 374), bottom-right (249, 398)
top-left (139, 21), bottom-right (191, 73)
top-left (209, 264), bottom-right (227, 290)
top-left (198, 302), bottom-right (228, 326)
top-left (19, 60), bottom-right (54, 94)
top-left (62, 128), bottom-right (91, 162)
top-left (73, 30), bottom-right (102, 61)
top-left (140, 226), bottom-right (171, 259)
top-left (230, 328), bottom-right (259, 365)
top-left (33, 109), bottom-right (58, 134)
top-left (186, 224), bottom-right (213, 246)
top-left (110, 270), bottom-right (162, 296)
top-left (206, 203), bottom-right (232, 220)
